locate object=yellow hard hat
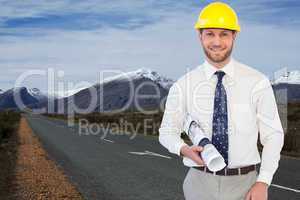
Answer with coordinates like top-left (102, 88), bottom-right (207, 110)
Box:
top-left (194, 2), bottom-right (240, 31)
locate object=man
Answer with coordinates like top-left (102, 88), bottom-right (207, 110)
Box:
top-left (159, 2), bottom-right (284, 200)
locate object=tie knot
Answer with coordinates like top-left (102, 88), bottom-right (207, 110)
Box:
top-left (214, 71), bottom-right (226, 82)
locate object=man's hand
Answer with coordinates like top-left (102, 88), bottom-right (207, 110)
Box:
top-left (180, 145), bottom-right (205, 165)
top-left (245, 182), bottom-right (268, 200)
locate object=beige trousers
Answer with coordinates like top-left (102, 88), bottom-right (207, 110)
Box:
top-left (183, 167), bottom-right (258, 200)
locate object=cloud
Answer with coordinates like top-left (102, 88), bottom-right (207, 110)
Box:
top-left (0, 1), bottom-right (191, 29)
top-left (234, 0), bottom-right (300, 27)
top-left (0, 0), bottom-right (299, 36)
top-left (0, 0), bottom-right (299, 92)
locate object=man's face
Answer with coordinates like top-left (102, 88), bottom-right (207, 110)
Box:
top-left (199, 29), bottom-right (237, 64)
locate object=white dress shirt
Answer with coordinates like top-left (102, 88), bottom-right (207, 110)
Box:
top-left (158, 58), bottom-right (284, 186)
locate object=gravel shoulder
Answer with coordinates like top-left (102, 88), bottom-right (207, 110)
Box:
top-left (0, 117), bottom-right (84, 200)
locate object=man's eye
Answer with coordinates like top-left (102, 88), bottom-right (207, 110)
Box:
top-left (206, 33), bottom-right (213, 36)
top-left (221, 32), bottom-right (230, 37)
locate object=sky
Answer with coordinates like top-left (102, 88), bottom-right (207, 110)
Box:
top-left (0, 0), bottom-right (299, 94)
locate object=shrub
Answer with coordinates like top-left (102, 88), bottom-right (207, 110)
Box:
top-left (0, 111), bottom-right (21, 142)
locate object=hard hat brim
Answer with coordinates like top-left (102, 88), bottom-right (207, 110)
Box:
top-left (194, 24), bottom-right (240, 32)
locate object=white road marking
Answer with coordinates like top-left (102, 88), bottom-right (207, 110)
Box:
top-left (128, 150), bottom-right (172, 159)
top-left (271, 184), bottom-right (300, 193)
top-left (128, 152), bottom-right (149, 155)
top-left (145, 150), bottom-right (172, 159)
top-left (28, 116), bottom-right (300, 194)
top-left (103, 138), bottom-right (114, 143)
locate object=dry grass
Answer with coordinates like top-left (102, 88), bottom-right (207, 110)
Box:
top-left (0, 117), bottom-right (84, 200)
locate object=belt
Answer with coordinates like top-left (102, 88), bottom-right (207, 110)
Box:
top-left (193, 164), bottom-right (259, 176)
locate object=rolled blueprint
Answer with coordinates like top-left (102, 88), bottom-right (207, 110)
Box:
top-left (183, 114), bottom-right (226, 172)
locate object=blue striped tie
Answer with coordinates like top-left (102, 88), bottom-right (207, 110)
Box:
top-left (212, 70), bottom-right (228, 166)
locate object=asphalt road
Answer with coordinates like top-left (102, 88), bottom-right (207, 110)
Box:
top-left (25, 114), bottom-right (300, 200)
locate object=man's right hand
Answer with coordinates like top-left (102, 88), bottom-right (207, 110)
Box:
top-left (180, 145), bottom-right (205, 165)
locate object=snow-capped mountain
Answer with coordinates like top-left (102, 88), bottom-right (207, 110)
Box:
top-left (51, 85), bottom-right (92, 98)
top-left (100, 68), bottom-right (174, 89)
top-left (271, 70), bottom-right (300, 103)
top-left (45, 68), bottom-right (172, 99)
top-left (43, 68), bottom-right (174, 113)
top-left (28, 88), bottom-right (47, 101)
top-left (0, 87), bottom-right (47, 111)
top-left (272, 70), bottom-right (300, 84)
top-left (1, 67), bottom-right (297, 113)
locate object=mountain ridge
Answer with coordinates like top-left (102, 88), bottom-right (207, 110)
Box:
top-left (0, 68), bottom-right (299, 111)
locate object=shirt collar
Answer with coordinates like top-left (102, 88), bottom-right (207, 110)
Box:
top-left (202, 57), bottom-right (235, 81)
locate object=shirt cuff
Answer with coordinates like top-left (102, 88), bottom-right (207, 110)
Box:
top-left (174, 141), bottom-right (188, 156)
top-left (256, 170), bottom-right (273, 186)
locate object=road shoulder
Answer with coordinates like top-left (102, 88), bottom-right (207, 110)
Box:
top-left (0, 116), bottom-right (84, 200)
